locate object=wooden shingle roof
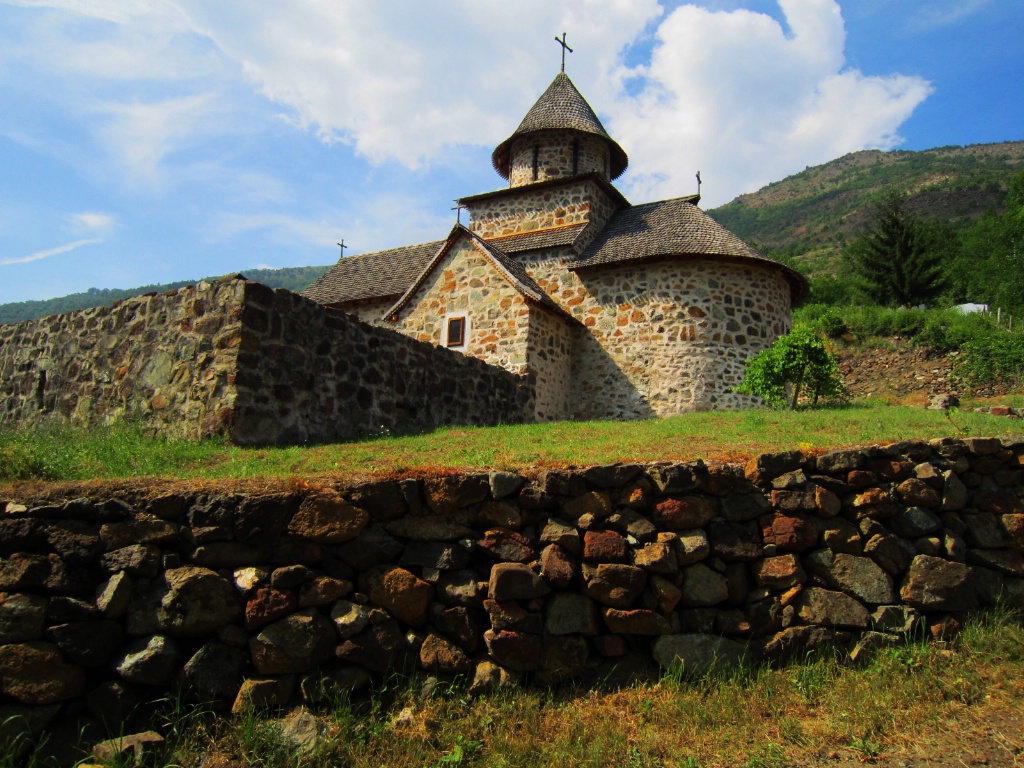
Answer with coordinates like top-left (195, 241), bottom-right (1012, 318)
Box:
top-left (484, 223), bottom-right (588, 254)
top-left (570, 196), bottom-right (807, 301)
top-left (492, 72), bottom-right (628, 180)
top-left (301, 241), bottom-right (442, 306)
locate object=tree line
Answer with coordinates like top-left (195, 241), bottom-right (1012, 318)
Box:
top-left (805, 169), bottom-right (1024, 317)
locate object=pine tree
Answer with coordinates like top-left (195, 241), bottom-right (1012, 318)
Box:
top-left (846, 188), bottom-right (946, 306)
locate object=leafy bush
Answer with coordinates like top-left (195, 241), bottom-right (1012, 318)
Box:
top-left (955, 333), bottom-right (1024, 389)
top-left (794, 304), bottom-right (1008, 355)
top-left (738, 325), bottom-right (847, 408)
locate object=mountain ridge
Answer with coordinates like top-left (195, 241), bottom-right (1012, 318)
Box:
top-left (708, 139), bottom-right (1024, 275)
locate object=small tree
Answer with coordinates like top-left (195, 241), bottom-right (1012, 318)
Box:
top-left (738, 325), bottom-right (846, 408)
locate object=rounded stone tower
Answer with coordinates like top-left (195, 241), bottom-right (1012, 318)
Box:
top-left (491, 72), bottom-right (628, 188)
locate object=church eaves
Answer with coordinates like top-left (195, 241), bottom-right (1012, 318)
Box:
top-left (301, 240), bottom-right (442, 306)
top-left (492, 72), bottom-right (628, 181)
top-left (570, 196), bottom-right (808, 302)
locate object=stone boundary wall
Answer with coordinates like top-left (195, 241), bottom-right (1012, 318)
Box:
top-left (0, 437), bottom-right (1022, 739)
top-left (0, 277), bottom-right (535, 445)
top-left (0, 278), bottom-right (244, 439)
top-left (230, 281), bottom-right (534, 445)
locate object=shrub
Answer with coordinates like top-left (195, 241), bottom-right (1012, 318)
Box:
top-left (955, 333), bottom-right (1024, 389)
top-left (738, 325), bottom-right (847, 408)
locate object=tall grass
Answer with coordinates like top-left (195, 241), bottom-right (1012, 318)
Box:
top-left (22, 608), bottom-right (1019, 768)
top-left (0, 418), bottom-right (224, 481)
top-left (1, 404), bottom-right (1019, 484)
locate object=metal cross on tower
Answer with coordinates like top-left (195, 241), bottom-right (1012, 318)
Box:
top-left (696, 171), bottom-right (702, 196)
top-left (336, 239), bottom-right (348, 258)
top-left (555, 32), bottom-right (573, 72)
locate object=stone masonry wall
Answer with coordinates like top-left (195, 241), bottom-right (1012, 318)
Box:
top-left (392, 239), bottom-right (534, 374)
top-left (0, 438), bottom-right (1021, 739)
top-left (467, 179), bottom-right (618, 242)
top-left (0, 278), bottom-right (243, 439)
top-left (0, 277), bottom-right (534, 446)
top-left (330, 297), bottom-right (396, 325)
top-left (388, 238), bottom-right (570, 422)
top-left (508, 132), bottom-right (611, 187)
top-left (525, 308), bottom-right (574, 422)
top-left (526, 258), bottom-right (794, 419)
top-left (230, 281), bottom-right (534, 445)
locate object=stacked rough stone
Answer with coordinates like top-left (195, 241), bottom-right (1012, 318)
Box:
top-left (0, 277), bottom-right (535, 445)
top-left (0, 277), bottom-right (245, 439)
top-left (507, 132), bottom-right (611, 186)
top-left (0, 437), bottom-right (1022, 742)
top-left (236, 279), bottom-right (534, 444)
top-left (466, 178), bottom-right (618, 242)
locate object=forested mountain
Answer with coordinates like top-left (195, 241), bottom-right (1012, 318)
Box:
top-left (0, 265), bottom-right (331, 325)
top-left (709, 141), bottom-right (1024, 276)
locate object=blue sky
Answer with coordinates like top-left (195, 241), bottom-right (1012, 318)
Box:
top-left (1, 0), bottom-right (1021, 304)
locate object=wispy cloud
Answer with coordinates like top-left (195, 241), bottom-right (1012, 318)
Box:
top-left (69, 211), bottom-right (116, 236)
top-left (1, 238), bottom-right (102, 266)
top-left (909, 0), bottom-right (994, 30)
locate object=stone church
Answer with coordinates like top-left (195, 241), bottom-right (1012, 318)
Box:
top-left (303, 70), bottom-right (805, 422)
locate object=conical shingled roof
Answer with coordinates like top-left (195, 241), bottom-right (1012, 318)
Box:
top-left (492, 72), bottom-right (628, 180)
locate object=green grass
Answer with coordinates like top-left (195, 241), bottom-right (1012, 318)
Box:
top-left (13, 608), bottom-right (1018, 768)
top-left (1, 403), bottom-right (1020, 484)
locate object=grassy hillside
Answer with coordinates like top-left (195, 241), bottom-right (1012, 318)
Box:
top-left (709, 141), bottom-right (1024, 276)
top-left (0, 265), bottom-right (331, 325)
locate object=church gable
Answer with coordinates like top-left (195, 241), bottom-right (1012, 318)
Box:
top-left (387, 229), bottom-right (569, 377)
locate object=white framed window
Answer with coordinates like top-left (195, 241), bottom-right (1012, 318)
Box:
top-left (445, 313), bottom-right (468, 350)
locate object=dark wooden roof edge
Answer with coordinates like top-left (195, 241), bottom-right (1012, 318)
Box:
top-left (458, 172), bottom-right (630, 210)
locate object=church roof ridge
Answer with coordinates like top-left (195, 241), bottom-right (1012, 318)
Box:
top-left (492, 72), bottom-right (628, 180)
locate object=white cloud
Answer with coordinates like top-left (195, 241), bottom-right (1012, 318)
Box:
top-left (69, 211), bottom-right (116, 236)
top-left (207, 191), bottom-right (454, 256)
top-left (173, 0), bottom-right (660, 167)
top-left (605, 0), bottom-right (932, 207)
top-left (1, 237), bottom-right (102, 266)
top-left (1, 0), bottom-right (932, 212)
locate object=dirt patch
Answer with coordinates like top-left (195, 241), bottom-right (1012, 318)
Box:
top-left (836, 338), bottom-right (1015, 404)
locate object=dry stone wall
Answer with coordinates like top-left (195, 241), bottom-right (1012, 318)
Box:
top-left (1, 437), bottom-right (1022, 736)
top-left (0, 278), bottom-right (244, 439)
top-left (228, 281), bottom-right (533, 445)
top-left (0, 277), bottom-right (534, 445)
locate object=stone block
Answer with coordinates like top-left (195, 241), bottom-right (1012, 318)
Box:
top-left (366, 566), bottom-right (433, 627)
top-left (899, 555), bottom-right (978, 611)
top-left (288, 492), bottom-right (368, 543)
top-left (0, 642), bottom-right (86, 705)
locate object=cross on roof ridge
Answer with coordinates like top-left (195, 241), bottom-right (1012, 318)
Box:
top-left (555, 32), bottom-right (573, 72)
